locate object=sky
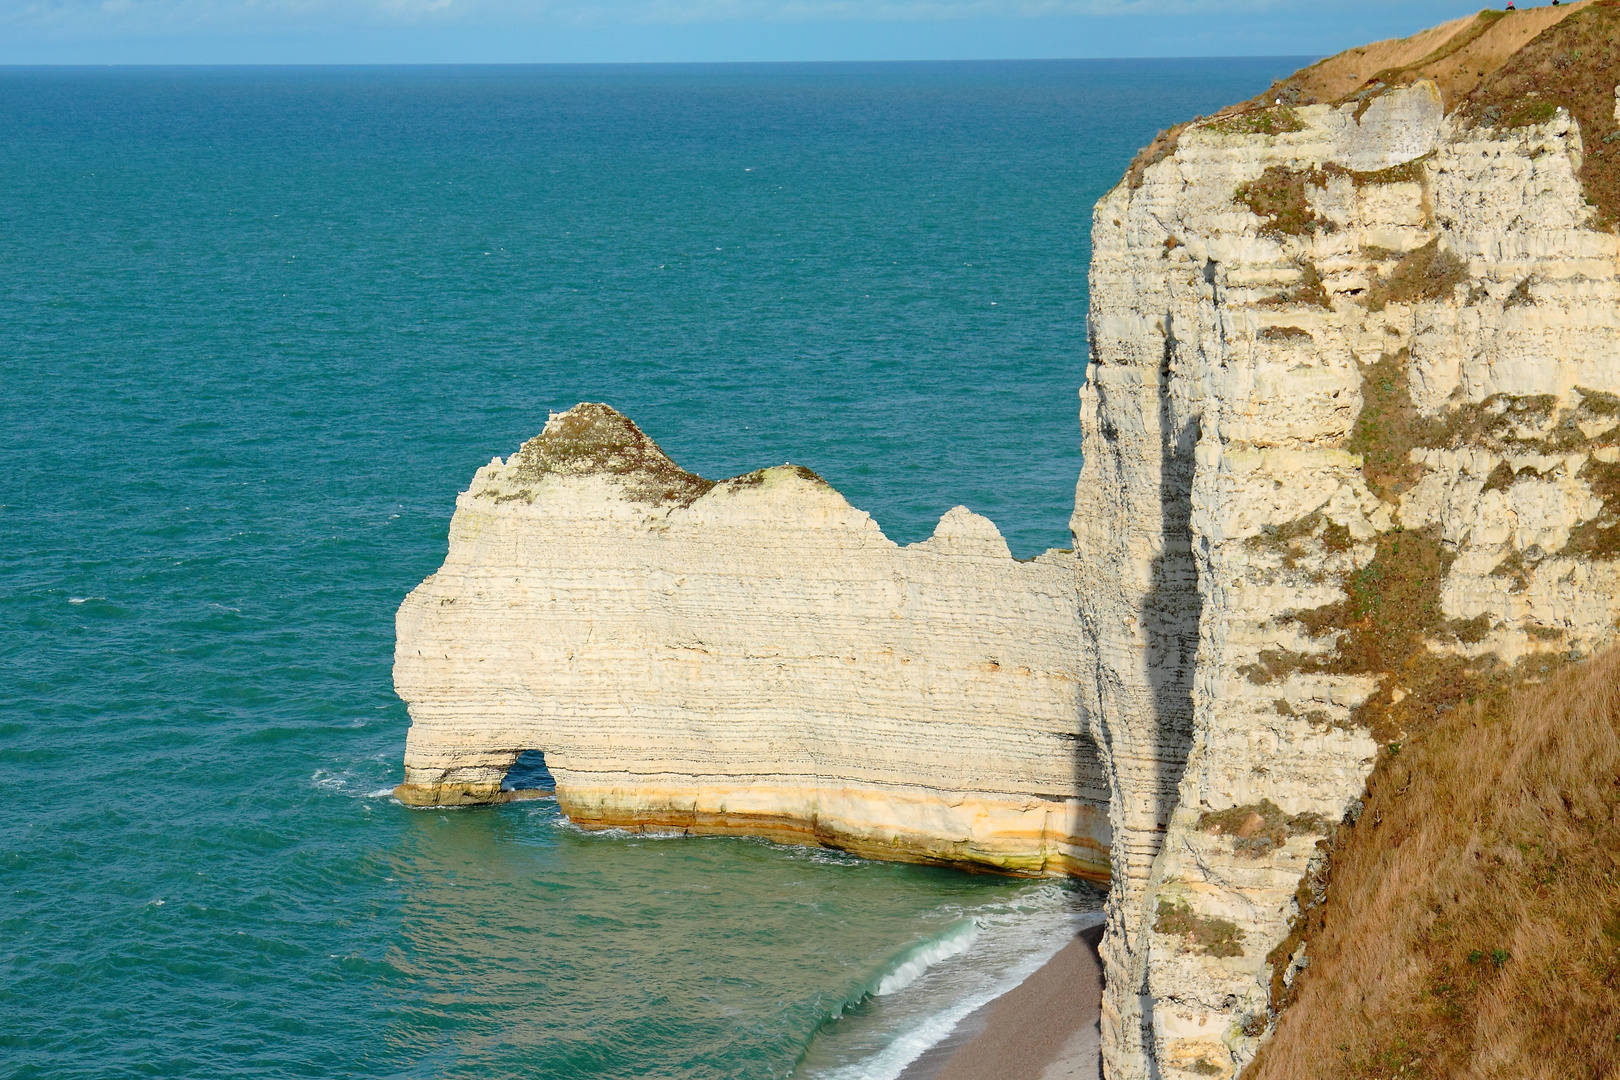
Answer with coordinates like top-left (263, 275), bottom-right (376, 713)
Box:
top-left (0, 0), bottom-right (1497, 65)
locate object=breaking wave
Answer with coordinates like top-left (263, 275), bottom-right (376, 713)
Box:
top-left (796, 882), bottom-right (1104, 1080)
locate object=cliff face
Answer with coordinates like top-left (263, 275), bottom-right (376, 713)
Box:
top-left (392, 8), bottom-right (1620, 1077)
top-left (1084, 4), bottom-right (1620, 1074)
top-left (394, 404), bottom-right (1110, 879)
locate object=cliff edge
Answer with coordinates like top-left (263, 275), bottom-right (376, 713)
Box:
top-left (1083, 3), bottom-right (1620, 1077)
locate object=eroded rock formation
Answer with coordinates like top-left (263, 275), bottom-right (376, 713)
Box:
top-left (393, 6), bottom-right (1620, 1077)
top-left (1086, 4), bottom-right (1620, 1076)
top-left (394, 403), bottom-right (1110, 879)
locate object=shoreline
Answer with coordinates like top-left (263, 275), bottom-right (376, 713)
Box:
top-left (897, 923), bottom-right (1104, 1080)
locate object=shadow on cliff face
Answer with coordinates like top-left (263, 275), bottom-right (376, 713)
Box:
top-left (1093, 309), bottom-right (1206, 1068)
top-left (1127, 314), bottom-right (1205, 1070)
top-left (1064, 726), bottom-right (1112, 873)
top-left (1145, 316), bottom-right (1202, 837)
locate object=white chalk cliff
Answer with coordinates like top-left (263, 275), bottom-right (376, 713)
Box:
top-left (395, 8), bottom-right (1620, 1078)
top-left (394, 404), bottom-right (1110, 879)
top-left (1081, 12), bottom-right (1620, 1075)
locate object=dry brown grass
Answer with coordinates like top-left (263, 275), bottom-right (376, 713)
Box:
top-left (1244, 645), bottom-right (1620, 1080)
top-left (1122, 4), bottom-right (1613, 212)
top-left (1344, 352), bottom-right (1614, 504)
top-left (1124, 121), bottom-right (1194, 189)
top-left (1204, 106), bottom-right (1307, 137)
top-left (1240, 340), bottom-right (1620, 1078)
top-left (1254, 259), bottom-right (1332, 311)
top-left (1244, 3), bottom-right (1591, 112)
top-left (1568, 453), bottom-right (1620, 558)
top-left (1460, 0), bottom-right (1620, 228)
top-left (1236, 167), bottom-right (1335, 238)
top-left (1346, 350), bottom-right (1424, 499)
top-left (1365, 239), bottom-right (1468, 313)
top-left (1155, 899), bottom-right (1246, 959)
top-left (1200, 800), bottom-right (1329, 858)
top-left (1294, 528), bottom-right (1453, 678)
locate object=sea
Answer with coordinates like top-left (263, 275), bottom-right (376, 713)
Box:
top-left (2, 59), bottom-right (1302, 1079)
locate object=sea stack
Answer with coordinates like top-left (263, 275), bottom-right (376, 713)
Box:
top-left (393, 402), bottom-right (1111, 880)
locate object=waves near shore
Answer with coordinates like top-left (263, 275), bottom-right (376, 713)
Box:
top-left (798, 883), bottom-right (1103, 1080)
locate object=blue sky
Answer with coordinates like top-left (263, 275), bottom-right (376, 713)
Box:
top-left (0, 0), bottom-right (1496, 64)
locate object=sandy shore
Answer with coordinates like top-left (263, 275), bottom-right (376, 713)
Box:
top-left (897, 923), bottom-right (1103, 1080)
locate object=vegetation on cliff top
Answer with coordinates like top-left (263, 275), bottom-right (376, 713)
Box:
top-left (1460, 0), bottom-right (1620, 228)
top-left (1130, 3), bottom-right (1619, 226)
top-left (1245, 646), bottom-right (1620, 1080)
top-left (1252, 4), bottom-right (1588, 112)
top-left (512, 402), bottom-right (717, 506)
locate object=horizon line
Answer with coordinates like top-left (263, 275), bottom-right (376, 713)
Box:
top-left (0, 54), bottom-right (1320, 67)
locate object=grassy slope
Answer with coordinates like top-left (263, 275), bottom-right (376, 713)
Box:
top-left (1245, 648), bottom-right (1620, 1080)
top-left (1254, 3), bottom-right (1591, 110)
top-left (1460, 1), bottom-right (1620, 227)
top-left (1232, 10), bottom-right (1620, 1077)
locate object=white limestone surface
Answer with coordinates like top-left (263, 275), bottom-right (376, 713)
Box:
top-left (394, 404), bottom-right (1110, 880)
top-left (1084, 83), bottom-right (1620, 1080)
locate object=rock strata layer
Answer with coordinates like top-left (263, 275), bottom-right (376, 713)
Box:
top-left (1083, 5), bottom-right (1620, 1075)
top-left (394, 404), bottom-right (1110, 879)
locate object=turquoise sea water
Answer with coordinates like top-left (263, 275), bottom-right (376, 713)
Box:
top-left (3, 60), bottom-right (1300, 1079)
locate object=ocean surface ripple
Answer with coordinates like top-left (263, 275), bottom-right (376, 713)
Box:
top-left (1, 59), bottom-right (1296, 1078)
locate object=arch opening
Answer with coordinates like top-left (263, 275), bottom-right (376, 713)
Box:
top-left (501, 750), bottom-right (555, 797)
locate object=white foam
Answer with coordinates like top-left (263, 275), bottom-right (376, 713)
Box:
top-left (819, 1000), bottom-right (980, 1080)
top-left (551, 817), bottom-right (689, 840)
top-left (801, 883), bottom-right (1106, 1080)
top-left (875, 922), bottom-right (977, 997)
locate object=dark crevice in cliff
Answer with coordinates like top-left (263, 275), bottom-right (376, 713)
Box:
top-left (1146, 314), bottom-right (1203, 836)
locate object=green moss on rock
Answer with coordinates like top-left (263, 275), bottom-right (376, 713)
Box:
top-left (512, 402), bottom-right (717, 506)
top-left (1155, 899), bottom-right (1246, 958)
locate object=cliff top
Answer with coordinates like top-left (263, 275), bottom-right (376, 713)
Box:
top-left (1128, 2), bottom-right (1620, 224)
top-left (504, 402), bottom-right (836, 507)
top-left (511, 403), bottom-right (717, 505)
top-left (1256, 2), bottom-right (1596, 111)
